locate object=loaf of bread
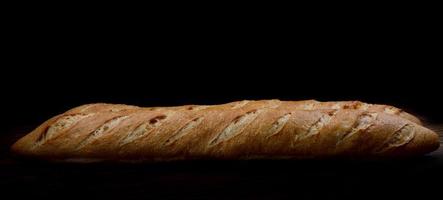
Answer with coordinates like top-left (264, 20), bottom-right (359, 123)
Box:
top-left (11, 100), bottom-right (438, 162)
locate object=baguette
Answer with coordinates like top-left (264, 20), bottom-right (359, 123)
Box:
top-left (11, 100), bottom-right (437, 161)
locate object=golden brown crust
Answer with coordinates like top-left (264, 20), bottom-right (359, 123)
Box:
top-left (11, 100), bottom-right (436, 161)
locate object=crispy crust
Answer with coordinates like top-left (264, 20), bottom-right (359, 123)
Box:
top-left (11, 100), bottom-right (437, 161)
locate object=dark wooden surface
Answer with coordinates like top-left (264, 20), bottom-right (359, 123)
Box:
top-left (1, 126), bottom-right (442, 200)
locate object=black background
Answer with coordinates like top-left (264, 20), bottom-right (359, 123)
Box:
top-left (1, 7), bottom-right (442, 199)
top-left (2, 9), bottom-right (442, 133)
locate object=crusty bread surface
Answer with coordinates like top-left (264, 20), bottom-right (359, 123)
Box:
top-left (11, 100), bottom-right (438, 161)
